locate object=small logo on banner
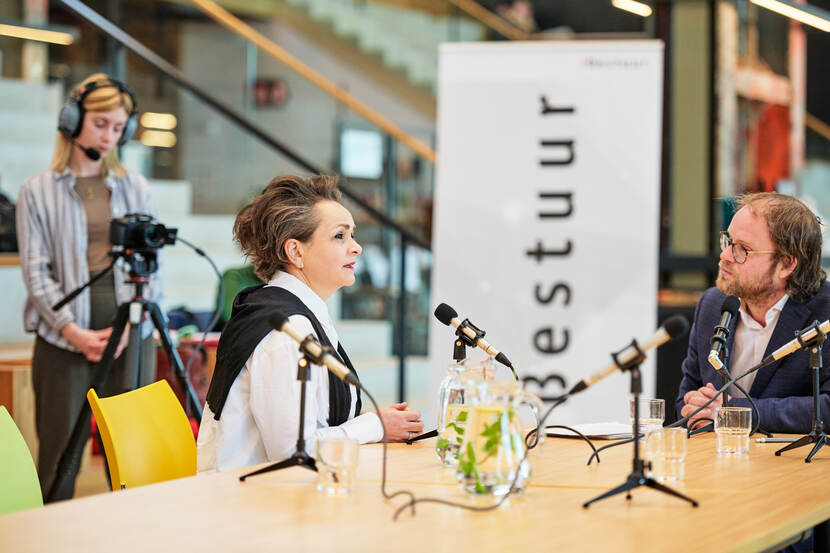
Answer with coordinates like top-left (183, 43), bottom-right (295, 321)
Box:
top-left (583, 57), bottom-right (649, 69)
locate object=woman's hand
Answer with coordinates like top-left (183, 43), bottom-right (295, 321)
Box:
top-left (60, 322), bottom-right (113, 363)
top-left (376, 402), bottom-right (424, 442)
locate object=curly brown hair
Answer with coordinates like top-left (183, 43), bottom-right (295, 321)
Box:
top-left (738, 193), bottom-right (826, 303)
top-left (234, 174), bottom-right (342, 281)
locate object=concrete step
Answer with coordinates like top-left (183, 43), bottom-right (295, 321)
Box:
top-left (284, 0), bottom-right (484, 94)
top-left (0, 79), bottom-right (63, 114)
top-left (0, 111), bottom-right (58, 145)
top-left (0, 145), bottom-right (54, 200)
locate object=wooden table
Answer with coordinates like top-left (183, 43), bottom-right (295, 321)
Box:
top-left (1, 434), bottom-right (828, 553)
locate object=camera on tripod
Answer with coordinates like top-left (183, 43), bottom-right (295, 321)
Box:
top-left (110, 214), bottom-right (177, 278)
top-left (110, 213), bottom-right (177, 251)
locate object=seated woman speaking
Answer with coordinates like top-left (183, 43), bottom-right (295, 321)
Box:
top-left (197, 174), bottom-right (423, 472)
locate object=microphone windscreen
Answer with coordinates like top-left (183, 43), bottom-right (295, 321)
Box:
top-left (663, 314), bottom-right (689, 339)
top-left (721, 295), bottom-right (740, 317)
top-left (434, 303), bottom-right (458, 326)
top-left (268, 311), bottom-right (289, 331)
top-left (85, 148), bottom-right (101, 161)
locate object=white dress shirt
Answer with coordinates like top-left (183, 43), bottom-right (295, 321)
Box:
top-left (728, 294), bottom-right (789, 398)
top-left (196, 272), bottom-right (383, 472)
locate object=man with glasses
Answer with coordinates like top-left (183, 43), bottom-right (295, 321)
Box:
top-left (676, 193), bottom-right (830, 434)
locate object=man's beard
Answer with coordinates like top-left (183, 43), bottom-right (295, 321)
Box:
top-left (716, 261), bottom-right (779, 304)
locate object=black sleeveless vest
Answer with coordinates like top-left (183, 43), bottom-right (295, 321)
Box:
top-left (205, 285), bottom-right (361, 425)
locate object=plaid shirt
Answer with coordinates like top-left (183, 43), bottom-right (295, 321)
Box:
top-left (16, 168), bottom-right (161, 352)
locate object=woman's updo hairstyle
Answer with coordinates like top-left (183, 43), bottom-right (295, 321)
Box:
top-left (234, 174), bottom-right (342, 281)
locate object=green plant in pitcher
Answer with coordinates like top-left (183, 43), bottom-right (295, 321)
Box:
top-left (457, 408), bottom-right (516, 494)
top-left (436, 408), bottom-right (468, 463)
top-left (458, 442), bottom-right (487, 494)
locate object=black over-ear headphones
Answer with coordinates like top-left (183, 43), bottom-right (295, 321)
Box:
top-left (57, 78), bottom-right (139, 147)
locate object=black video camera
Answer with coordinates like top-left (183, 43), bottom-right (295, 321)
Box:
top-left (110, 213), bottom-right (177, 251)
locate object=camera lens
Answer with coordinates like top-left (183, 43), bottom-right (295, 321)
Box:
top-left (143, 224), bottom-right (165, 248)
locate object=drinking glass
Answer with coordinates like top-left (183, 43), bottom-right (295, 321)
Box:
top-left (316, 437), bottom-right (359, 494)
top-left (715, 406), bottom-right (751, 454)
top-left (630, 398), bottom-right (665, 435)
top-left (645, 427), bottom-right (687, 481)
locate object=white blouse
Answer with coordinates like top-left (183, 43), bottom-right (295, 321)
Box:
top-left (196, 272), bottom-right (383, 472)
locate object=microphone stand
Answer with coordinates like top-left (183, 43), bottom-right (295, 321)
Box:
top-left (239, 338), bottom-right (328, 481)
top-left (689, 359), bottom-right (728, 437)
top-left (775, 322), bottom-right (827, 463)
top-left (406, 338), bottom-right (470, 444)
top-left (689, 334), bottom-right (773, 438)
top-left (584, 339), bottom-right (698, 508)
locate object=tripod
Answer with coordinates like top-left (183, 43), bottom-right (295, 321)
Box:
top-left (239, 344), bottom-right (325, 481)
top-left (584, 340), bottom-right (698, 508)
top-left (47, 250), bottom-right (202, 501)
top-left (776, 322), bottom-right (827, 463)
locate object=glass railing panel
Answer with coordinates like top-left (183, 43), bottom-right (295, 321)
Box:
top-left (21, 0), bottom-right (441, 405)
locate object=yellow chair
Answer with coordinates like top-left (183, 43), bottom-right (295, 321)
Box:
top-left (87, 380), bottom-right (196, 490)
top-left (0, 405), bottom-right (42, 514)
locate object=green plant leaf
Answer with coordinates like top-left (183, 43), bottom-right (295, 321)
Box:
top-left (436, 438), bottom-right (450, 449)
top-left (456, 410), bottom-right (468, 422)
top-left (447, 422), bottom-right (465, 436)
top-left (466, 441), bottom-right (476, 462)
top-left (484, 435), bottom-right (499, 456)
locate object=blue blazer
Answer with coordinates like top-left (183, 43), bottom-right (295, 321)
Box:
top-left (675, 282), bottom-right (830, 433)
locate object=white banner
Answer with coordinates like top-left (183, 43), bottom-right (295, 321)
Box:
top-left (428, 41), bottom-right (664, 425)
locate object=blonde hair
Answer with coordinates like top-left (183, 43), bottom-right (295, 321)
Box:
top-left (51, 73), bottom-right (135, 177)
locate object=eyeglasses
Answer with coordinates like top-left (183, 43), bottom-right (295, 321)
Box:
top-left (719, 231), bottom-right (777, 264)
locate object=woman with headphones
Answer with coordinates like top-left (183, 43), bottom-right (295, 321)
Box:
top-left (16, 73), bottom-right (160, 501)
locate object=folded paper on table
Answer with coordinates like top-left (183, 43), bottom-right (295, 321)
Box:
top-left (546, 422), bottom-right (633, 440)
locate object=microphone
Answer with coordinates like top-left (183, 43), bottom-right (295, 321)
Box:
top-left (70, 138), bottom-right (101, 161)
top-left (707, 295), bottom-right (740, 379)
top-left (760, 319), bottom-right (830, 364)
top-left (434, 303), bottom-right (515, 374)
top-left (568, 314), bottom-right (689, 395)
top-left (268, 312), bottom-right (360, 387)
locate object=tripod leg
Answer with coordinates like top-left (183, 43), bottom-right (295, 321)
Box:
top-left (127, 303), bottom-right (144, 390)
top-left (47, 303), bottom-right (132, 502)
top-left (583, 477), bottom-right (640, 508)
top-left (146, 302), bottom-right (203, 420)
top-left (804, 434), bottom-right (827, 463)
top-left (775, 434), bottom-right (814, 456)
top-left (644, 478), bottom-right (699, 507)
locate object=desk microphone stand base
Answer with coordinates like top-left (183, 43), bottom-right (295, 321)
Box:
top-left (583, 342), bottom-right (698, 508)
top-left (775, 430), bottom-right (827, 464)
top-left (583, 469), bottom-right (699, 509)
top-left (775, 325), bottom-right (826, 463)
top-left (240, 356), bottom-right (317, 481)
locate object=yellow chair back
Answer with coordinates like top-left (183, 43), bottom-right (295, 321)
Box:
top-left (87, 380), bottom-right (196, 490)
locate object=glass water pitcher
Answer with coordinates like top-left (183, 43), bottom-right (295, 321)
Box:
top-left (435, 357), bottom-right (495, 465)
top-left (455, 378), bottom-right (543, 496)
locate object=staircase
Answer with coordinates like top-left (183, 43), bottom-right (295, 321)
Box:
top-left (282, 0), bottom-right (485, 92)
top-left (0, 78), bottom-right (63, 202)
